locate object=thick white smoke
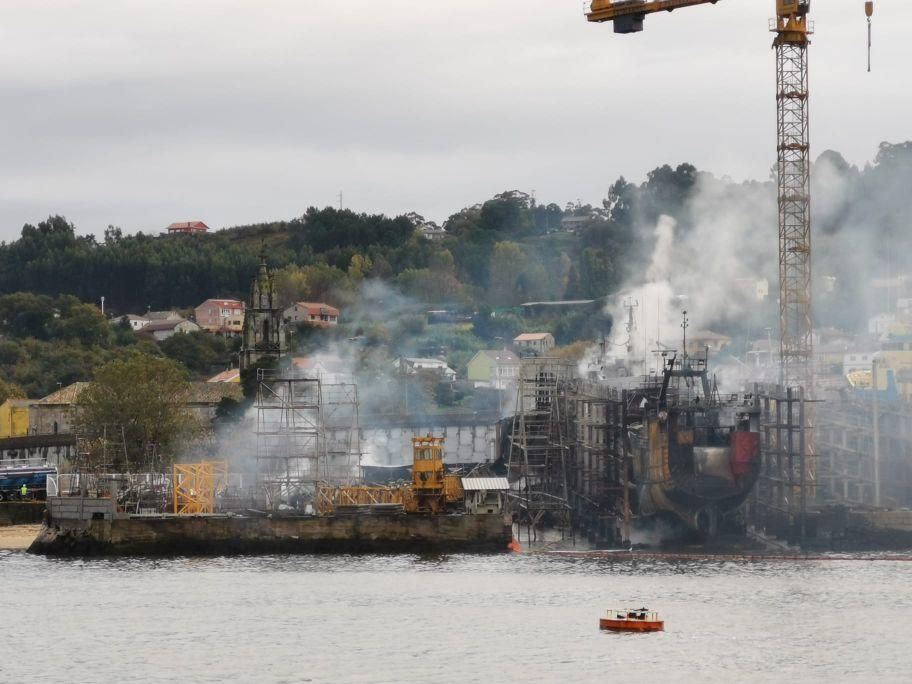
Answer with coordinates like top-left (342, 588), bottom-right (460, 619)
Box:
top-left (598, 173), bottom-right (777, 384)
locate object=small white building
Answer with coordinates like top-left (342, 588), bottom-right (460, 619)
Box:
top-left (137, 318), bottom-right (200, 341)
top-left (417, 223), bottom-right (448, 241)
top-left (461, 477), bottom-right (510, 515)
top-left (466, 349), bottom-right (520, 390)
top-left (395, 357), bottom-right (456, 381)
top-left (869, 314), bottom-right (898, 337)
top-left (120, 314), bottom-right (150, 331)
top-left (844, 351), bottom-right (877, 375)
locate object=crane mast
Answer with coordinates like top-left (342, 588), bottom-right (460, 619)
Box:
top-left (586, 0), bottom-right (814, 391)
top-left (586, 0), bottom-right (819, 501)
top-left (772, 0), bottom-right (812, 393)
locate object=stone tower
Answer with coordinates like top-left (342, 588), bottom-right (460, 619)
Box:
top-left (240, 250), bottom-right (287, 370)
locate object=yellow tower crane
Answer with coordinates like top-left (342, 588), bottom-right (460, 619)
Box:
top-left (586, 0), bottom-right (818, 390)
top-left (585, 0), bottom-right (874, 523)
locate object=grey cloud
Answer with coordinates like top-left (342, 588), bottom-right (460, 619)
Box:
top-left (0, 0), bottom-right (908, 238)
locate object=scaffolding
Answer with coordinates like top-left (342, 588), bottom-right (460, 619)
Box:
top-left (254, 370), bottom-right (362, 509)
top-left (322, 382), bottom-right (362, 484)
top-left (255, 371), bottom-right (324, 508)
top-left (750, 383), bottom-right (812, 544)
top-left (559, 381), bottom-right (628, 546)
top-left (507, 358), bottom-right (575, 541)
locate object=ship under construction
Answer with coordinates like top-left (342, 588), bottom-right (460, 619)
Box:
top-left (502, 350), bottom-right (809, 546)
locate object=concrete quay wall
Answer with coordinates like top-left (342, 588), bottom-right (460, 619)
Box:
top-left (30, 499), bottom-right (512, 556)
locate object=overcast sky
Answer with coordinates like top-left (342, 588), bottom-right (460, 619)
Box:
top-left (0, 0), bottom-right (906, 239)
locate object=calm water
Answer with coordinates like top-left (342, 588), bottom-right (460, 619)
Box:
top-left (1, 550), bottom-right (910, 683)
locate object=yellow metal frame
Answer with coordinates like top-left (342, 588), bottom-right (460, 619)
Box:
top-left (314, 484), bottom-right (406, 515)
top-left (587, 0), bottom-right (721, 24)
top-left (172, 461), bottom-right (228, 514)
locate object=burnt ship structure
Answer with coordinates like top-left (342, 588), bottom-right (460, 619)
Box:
top-left (504, 350), bottom-right (762, 545)
top-left (626, 352), bottom-right (761, 537)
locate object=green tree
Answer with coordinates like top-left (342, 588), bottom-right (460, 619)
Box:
top-left (0, 378), bottom-right (25, 404)
top-left (488, 242), bottom-right (527, 305)
top-left (159, 331), bottom-right (233, 376)
top-left (51, 299), bottom-right (108, 345)
top-left (74, 353), bottom-right (195, 469)
top-left (0, 292), bottom-right (55, 339)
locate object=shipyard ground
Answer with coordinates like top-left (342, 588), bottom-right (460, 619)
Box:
top-left (0, 524), bottom-right (41, 550)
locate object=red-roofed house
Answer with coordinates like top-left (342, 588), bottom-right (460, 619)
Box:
top-left (513, 332), bottom-right (555, 356)
top-left (195, 298), bottom-right (245, 334)
top-left (167, 221), bottom-right (209, 234)
top-left (283, 302), bottom-right (340, 327)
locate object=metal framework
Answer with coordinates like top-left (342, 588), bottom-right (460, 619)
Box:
top-left (321, 382), bottom-right (362, 484)
top-left (774, 39), bottom-right (812, 389)
top-left (559, 380), bottom-right (627, 545)
top-left (750, 384), bottom-right (808, 544)
top-left (507, 358), bottom-right (575, 540)
top-left (172, 461), bottom-right (228, 514)
top-left (255, 371), bottom-right (324, 508)
top-left (255, 370), bottom-right (362, 509)
top-left (773, 8), bottom-right (815, 496)
top-left (314, 484), bottom-right (405, 515)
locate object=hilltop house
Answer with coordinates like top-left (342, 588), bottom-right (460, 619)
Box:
top-left (283, 302), bottom-right (340, 327)
top-left (144, 310), bottom-right (184, 322)
top-left (167, 221), bottom-right (209, 235)
top-left (195, 298), bottom-right (245, 334)
top-left (119, 314), bottom-right (150, 332)
top-left (466, 349), bottom-right (520, 390)
top-left (513, 332), bottom-right (555, 356)
top-left (136, 318), bottom-right (200, 341)
top-left (417, 223), bottom-right (447, 241)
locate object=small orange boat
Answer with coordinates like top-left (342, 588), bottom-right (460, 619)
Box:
top-left (599, 608), bottom-right (664, 632)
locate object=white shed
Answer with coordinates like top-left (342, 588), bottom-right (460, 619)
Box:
top-left (461, 477), bottom-right (510, 515)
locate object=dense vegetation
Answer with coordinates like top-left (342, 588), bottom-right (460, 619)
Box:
top-left (1, 141), bottom-right (911, 399)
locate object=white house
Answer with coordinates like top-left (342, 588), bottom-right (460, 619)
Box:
top-left (395, 357), bottom-right (456, 381)
top-left (844, 351), bottom-right (877, 375)
top-left (466, 349), bottom-right (520, 390)
top-left (120, 314), bottom-right (150, 331)
top-left (417, 223), bottom-right (447, 241)
top-left (137, 318), bottom-right (200, 341)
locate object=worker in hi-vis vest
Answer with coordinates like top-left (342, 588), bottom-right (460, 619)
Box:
top-left (20, 484), bottom-right (27, 497)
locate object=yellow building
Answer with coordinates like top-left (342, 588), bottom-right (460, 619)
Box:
top-left (872, 351), bottom-right (912, 400)
top-left (0, 399), bottom-right (31, 439)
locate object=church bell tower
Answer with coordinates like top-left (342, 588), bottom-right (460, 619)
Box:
top-left (240, 249), bottom-right (287, 369)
